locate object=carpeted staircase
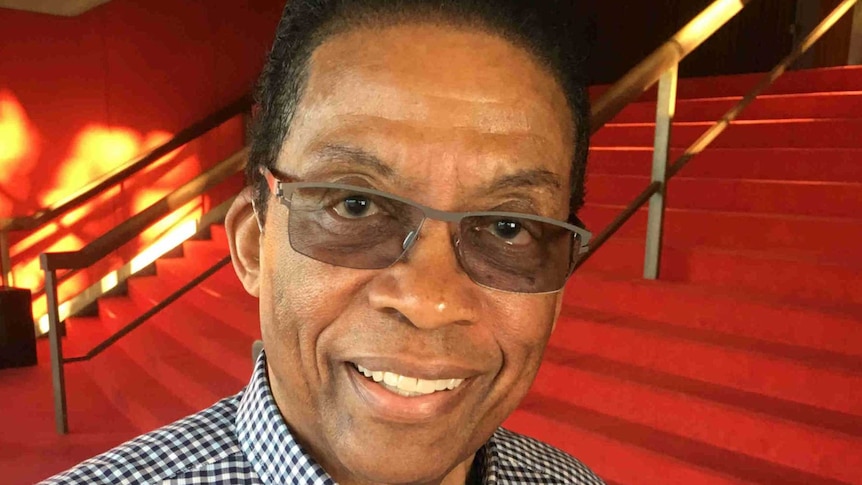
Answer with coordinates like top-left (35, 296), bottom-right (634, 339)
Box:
top-left (5, 66), bottom-right (862, 484)
top-left (504, 65), bottom-right (862, 485)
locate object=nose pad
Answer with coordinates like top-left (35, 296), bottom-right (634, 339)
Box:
top-left (402, 230), bottom-right (419, 250)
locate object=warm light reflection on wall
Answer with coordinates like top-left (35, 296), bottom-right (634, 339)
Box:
top-left (40, 126), bottom-right (140, 207)
top-left (0, 90), bottom-right (39, 217)
top-left (1, 91), bottom-right (204, 324)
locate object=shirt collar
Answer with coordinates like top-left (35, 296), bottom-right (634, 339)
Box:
top-left (235, 351), bottom-right (499, 485)
top-left (235, 351), bottom-right (335, 485)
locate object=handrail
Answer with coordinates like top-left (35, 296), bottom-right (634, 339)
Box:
top-left (590, 0), bottom-right (751, 133)
top-left (43, 150), bottom-right (246, 434)
top-left (0, 94), bottom-right (252, 287)
top-left (64, 255), bottom-right (232, 364)
top-left (576, 0), bottom-right (860, 270)
top-left (0, 94), bottom-right (251, 234)
top-left (40, 147), bottom-right (247, 272)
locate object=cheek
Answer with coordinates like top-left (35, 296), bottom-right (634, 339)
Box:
top-left (490, 293), bottom-right (558, 386)
top-left (259, 230), bottom-right (371, 389)
top-left (495, 293), bottom-right (557, 351)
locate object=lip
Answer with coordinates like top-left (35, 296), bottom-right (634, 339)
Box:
top-left (349, 356), bottom-right (480, 381)
top-left (345, 362), bottom-right (475, 424)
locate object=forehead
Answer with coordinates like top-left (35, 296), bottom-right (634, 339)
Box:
top-left (280, 22), bottom-right (575, 208)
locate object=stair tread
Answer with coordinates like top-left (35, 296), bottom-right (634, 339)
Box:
top-left (505, 410), bottom-right (752, 485)
top-left (559, 303), bottom-right (862, 376)
top-left (552, 314), bottom-right (862, 416)
top-left (512, 397), bottom-right (852, 485)
top-left (565, 271), bottom-right (862, 357)
top-left (22, 63), bottom-right (862, 484)
top-left (528, 359), bottom-right (862, 482)
top-left (582, 237), bottom-right (862, 306)
top-left (93, 298), bottom-right (239, 412)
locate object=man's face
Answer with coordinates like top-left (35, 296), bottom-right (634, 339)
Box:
top-left (229, 22), bottom-right (575, 485)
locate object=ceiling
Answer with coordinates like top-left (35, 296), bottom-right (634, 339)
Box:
top-left (0, 0), bottom-right (111, 16)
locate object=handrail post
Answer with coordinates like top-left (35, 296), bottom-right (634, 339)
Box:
top-left (644, 65), bottom-right (678, 280)
top-left (0, 230), bottom-right (13, 287)
top-left (43, 266), bottom-right (69, 434)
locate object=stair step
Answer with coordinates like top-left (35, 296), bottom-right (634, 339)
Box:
top-left (5, 337), bottom-right (138, 437)
top-left (583, 238), bottom-right (862, 305)
top-left (146, 258), bottom-right (260, 342)
top-left (96, 297), bottom-right (233, 412)
top-left (126, 276), bottom-right (256, 384)
top-left (587, 147), bottom-right (862, 183)
top-left (563, 272), bottom-right (862, 358)
top-left (579, 203), bottom-right (862, 261)
top-left (505, 409), bottom-right (746, 485)
top-left (529, 358), bottom-right (862, 483)
top-left (589, 66), bottom-right (862, 100)
top-left (592, 119), bottom-right (862, 149)
top-left (586, 174), bottom-right (862, 218)
top-left (552, 309), bottom-right (862, 417)
top-left (210, 224), bottom-right (229, 249)
top-left (66, 314), bottom-right (194, 433)
top-left (612, 91), bottom-right (862, 123)
top-left (511, 396), bottom-right (851, 485)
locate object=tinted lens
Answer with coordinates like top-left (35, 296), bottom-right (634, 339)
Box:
top-left (286, 186), bottom-right (423, 269)
top-left (458, 215), bottom-right (577, 293)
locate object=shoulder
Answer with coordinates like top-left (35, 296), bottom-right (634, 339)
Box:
top-left (491, 428), bottom-right (604, 484)
top-left (39, 394), bottom-right (255, 485)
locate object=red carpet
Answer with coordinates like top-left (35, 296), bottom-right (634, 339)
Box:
top-left (2, 65), bottom-right (862, 484)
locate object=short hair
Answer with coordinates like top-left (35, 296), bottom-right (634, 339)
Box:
top-left (248, 0), bottom-right (591, 223)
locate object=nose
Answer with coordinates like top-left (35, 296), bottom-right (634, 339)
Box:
top-left (367, 220), bottom-right (480, 330)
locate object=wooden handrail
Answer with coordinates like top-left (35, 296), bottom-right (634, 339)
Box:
top-left (0, 94), bottom-right (252, 233)
top-left (40, 147), bottom-right (248, 272)
top-left (590, 0), bottom-right (751, 133)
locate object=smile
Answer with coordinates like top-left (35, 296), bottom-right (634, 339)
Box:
top-left (354, 363), bottom-right (465, 397)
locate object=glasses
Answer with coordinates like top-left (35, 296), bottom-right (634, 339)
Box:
top-left (262, 169), bottom-right (591, 294)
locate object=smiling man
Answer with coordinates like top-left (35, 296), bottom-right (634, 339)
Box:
top-left (43, 1), bottom-right (601, 484)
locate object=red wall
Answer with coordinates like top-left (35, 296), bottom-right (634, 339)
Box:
top-left (0, 0), bottom-right (284, 309)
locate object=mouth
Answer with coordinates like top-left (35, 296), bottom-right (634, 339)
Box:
top-left (352, 363), bottom-right (465, 397)
top-left (345, 361), bottom-right (474, 423)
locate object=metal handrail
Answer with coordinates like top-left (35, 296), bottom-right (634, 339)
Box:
top-left (0, 95), bottom-right (251, 234)
top-left (43, 149), bottom-right (246, 434)
top-left (64, 255), bottom-right (232, 364)
top-left (576, 0), bottom-right (860, 271)
top-left (590, 0), bottom-right (751, 133)
top-left (0, 94), bottom-right (252, 287)
top-left (41, 147), bottom-right (247, 272)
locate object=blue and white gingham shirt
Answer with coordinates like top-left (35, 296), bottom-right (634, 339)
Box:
top-left (42, 353), bottom-right (603, 484)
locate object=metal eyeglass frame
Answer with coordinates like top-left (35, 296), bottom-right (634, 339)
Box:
top-left (262, 168), bottom-right (592, 293)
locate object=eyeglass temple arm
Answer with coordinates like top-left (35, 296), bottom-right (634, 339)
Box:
top-left (568, 214), bottom-right (591, 254)
top-left (262, 168), bottom-right (283, 197)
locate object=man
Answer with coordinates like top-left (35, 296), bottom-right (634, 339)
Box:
top-left (44, 0), bottom-right (601, 483)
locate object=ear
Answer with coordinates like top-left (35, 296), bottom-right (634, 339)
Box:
top-left (225, 186), bottom-right (261, 297)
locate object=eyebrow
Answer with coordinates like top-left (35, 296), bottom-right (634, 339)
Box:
top-left (487, 169), bottom-right (563, 193)
top-left (309, 143), bottom-right (399, 180)
top-left (309, 142), bottom-right (563, 199)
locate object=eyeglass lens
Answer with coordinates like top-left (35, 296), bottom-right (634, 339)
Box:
top-left (285, 185), bottom-right (580, 293)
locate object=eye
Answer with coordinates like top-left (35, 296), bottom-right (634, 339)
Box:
top-left (332, 195), bottom-right (379, 219)
top-left (488, 219), bottom-right (534, 246)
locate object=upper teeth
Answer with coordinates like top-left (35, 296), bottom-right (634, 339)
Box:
top-left (355, 364), bottom-right (465, 397)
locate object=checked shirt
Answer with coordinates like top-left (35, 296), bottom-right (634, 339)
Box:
top-left (41, 353), bottom-right (604, 484)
